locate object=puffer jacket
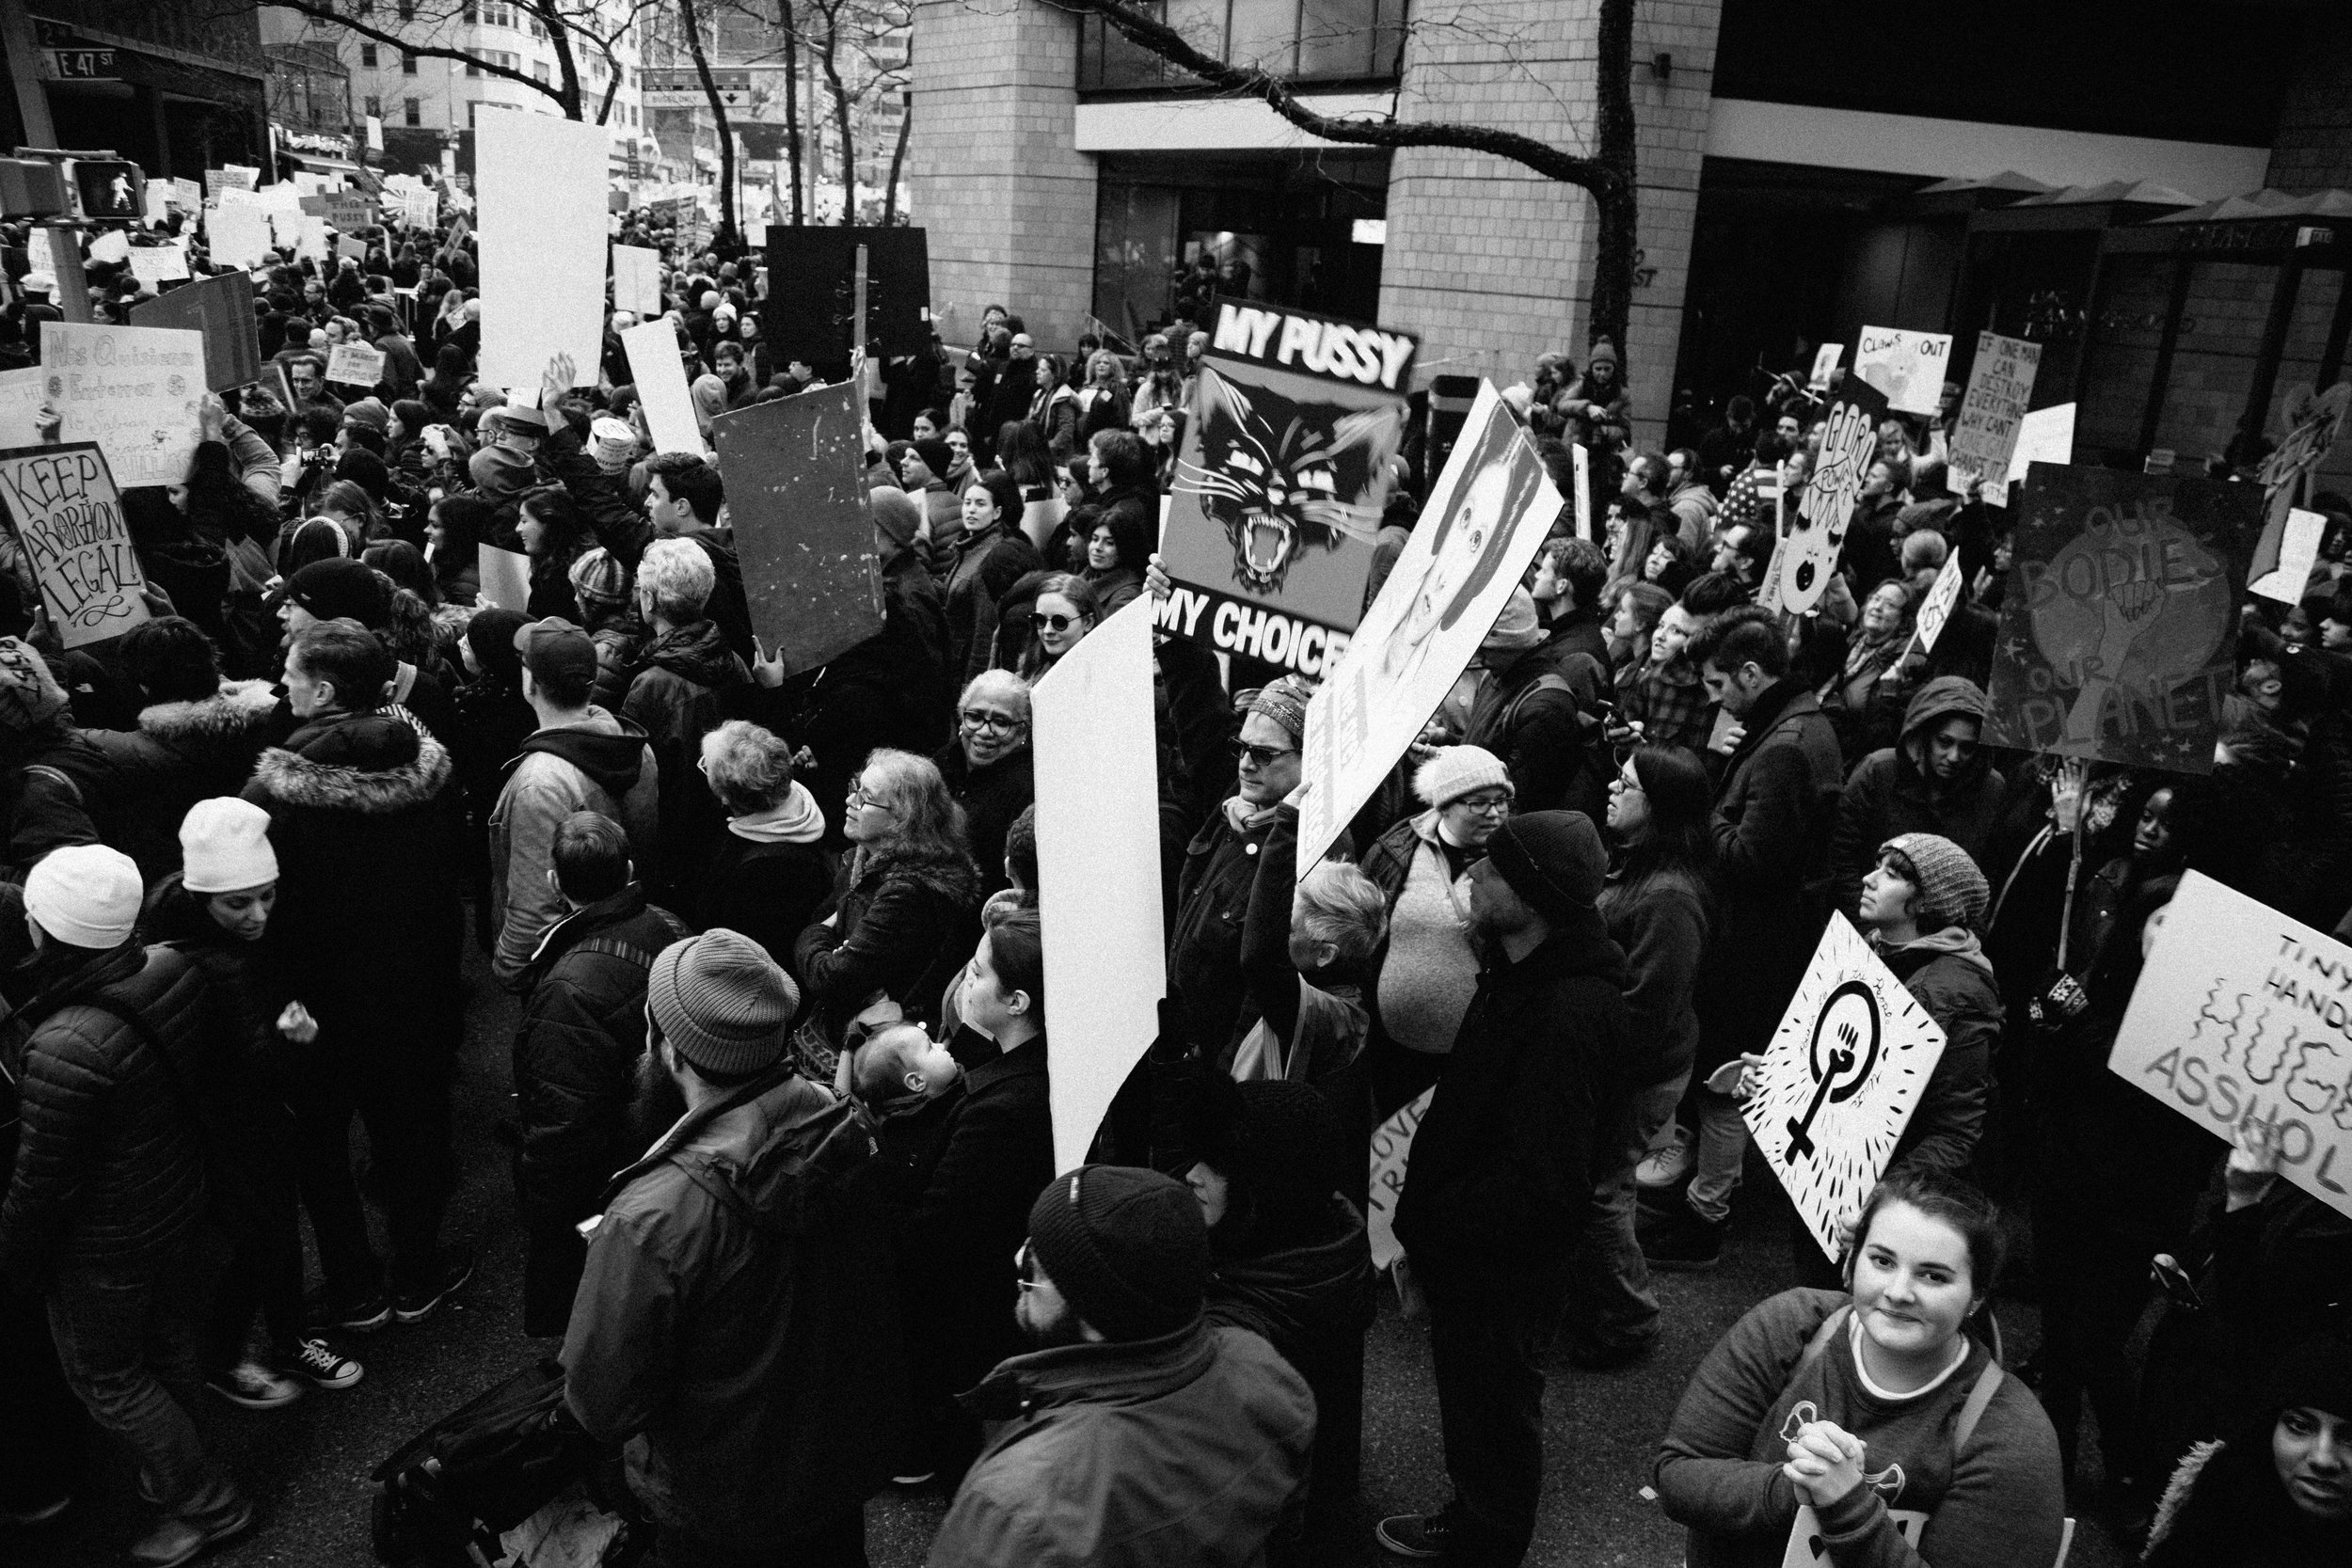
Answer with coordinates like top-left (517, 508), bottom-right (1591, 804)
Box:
top-left (1832, 675), bottom-right (2006, 920)
top-left (794, 844), bottom-right (982, 1048)
top-left (621, 619), bottom-right (750, 900)
top-left (488, 709), bottom-right (661, 990)
top-left (1876, 928), bottom-right (1999, 1180)
top-left (87, 678), bottom-right (285, 881)
top-left (930, 1321), bottom-right (1316, 1568)
top-left (0, 939), bottom-right (211, 1287)
top-left (941, 523), bottom-right (1043, 689)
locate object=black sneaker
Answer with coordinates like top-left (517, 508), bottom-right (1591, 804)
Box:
top-left (1375, 1511), bottom-right (1454, 1559)
top-left (392, 1248), bottom-right (476, 1323)
top-left (1640, 1204), bottom-right (1726, 1272)
top-left (306, 1289), bottom-right (393, 1334)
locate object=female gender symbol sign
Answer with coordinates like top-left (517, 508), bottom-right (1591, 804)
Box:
top-left (1785, 980), bottom-right (1882, 1165)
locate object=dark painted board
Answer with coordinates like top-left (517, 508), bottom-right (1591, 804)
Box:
top-left (761, 226), bottom-right (930, 368)
top-left (128, 270), bottom-right (259, 392)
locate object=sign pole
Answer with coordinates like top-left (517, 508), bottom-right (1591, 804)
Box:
top-left (43, 221), bottom-right (91, 323)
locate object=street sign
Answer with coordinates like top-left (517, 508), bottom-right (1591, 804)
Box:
top-left (34, 19), bottom-right (118, 82)
top-left (641, 67), bottom-right (753, 110)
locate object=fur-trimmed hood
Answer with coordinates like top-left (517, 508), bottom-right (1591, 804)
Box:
top-left (249, 709), bottom-right (453, 815)
top-left (135, 678), bottom-right (279, 747)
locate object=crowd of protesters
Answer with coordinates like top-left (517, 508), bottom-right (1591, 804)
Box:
top-left (0, 194), bottom-right (2344, 1568)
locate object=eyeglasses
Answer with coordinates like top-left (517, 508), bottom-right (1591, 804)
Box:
top-left (1031, 611), bottom-right (1082, 633)
top-left (1015, 1241), bottom-right (1042, 1292)
top-left (960, 707), bottom-right (1026, 734)
top-left (1232, 740), bottom-right (1298, 769)
top-left (846, 784), bottom-right (896, 813)
top-left (1612, 771), bottom-right (1644, 794)
top-left (1452, 792), bottom-right (1512, 816)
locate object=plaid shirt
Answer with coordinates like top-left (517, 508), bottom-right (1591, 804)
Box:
top-left (1617, 659), bottom-right (1714, 754)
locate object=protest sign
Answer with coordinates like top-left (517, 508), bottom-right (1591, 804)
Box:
top-left (1808, 343), bottom-right (1844, 390)
top-left (0, 367), bottom-right (45, 448)
top-left (2248, 382), bottom-right (2352, 591)
top-left (612, 243), bottom-right (662, 317)
top-left (1366, 1087), bottom-right (1435, 1271)
top-left (0, 443), bottom-right (151, 647)
top-left (325, 193), bottom-right (373, 233)
top-left (621, 320), bottom-right (705, 458)
top-left (326, 341), bottom-right (385, 389)
top-left (1033, 595), bottom-right (1166, 1173)
top-left (1158, 297), bottom-right (1415, 676)
top-left (709, 381), bottom-right (885, 676)
top-left (1766, 374), bottom-right (1888, 616)
top-left (2114, 871), bottom-right (2352, 1220)
top-left (1947, 332), bottom-right (2042, 505)
top-left (477, 113), bottom-right (606, 390)
top-left (2008, 403), bottom-right (2074, 486)
top-left (1295, 379), bottom-right (1559, 866)
top-left (761, 225), bottom-right (930, 365)
top-left (205, 166), bottom-right (258, 200)
top-left (1913, 554), bottom-right (1965, 655)
top-left (1851, 325), bottom-right (1952, 418)
top-left (2249, 507), bottom-right (2328, 606)
top-left (128, 270), bottom-right (259, 392)
top-left (1743, 914), bottom-right (1947, 1261)
top-left (477, 546), bottom-right (532, 613)
top-left (1571, 440), bottom-right (1592, 543)
top-left (87, 230), bottom-right (130, 266)
top-left (1986, 466), bottom-right (2258, 773)
top-left (127, 241), bottom-right (189, 286)
top-left (204, 201), bottom-right (272, 270)
top-left (38, 322), bottom-right (205, 489)
top-left (169, 178), bottom-right (200, 212)
top-left (337, 235), bottom-right (366, 262)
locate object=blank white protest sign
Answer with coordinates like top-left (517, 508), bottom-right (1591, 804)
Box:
top-left (476, 114), bottom-right (608, 391)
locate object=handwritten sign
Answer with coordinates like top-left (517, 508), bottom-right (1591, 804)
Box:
top-left (2114, 871), bottom-right (2352, 1221)
top-left (204, 166), bottom-right (258, 200)
top-left (1808, 342), bottom-right (1844, 390)
top-left (1913, 553), bottom-right (1966, 656)
top-left (0, 443), bottom-right (151, 647)
top-left (1367, 1087), bottom-right (1435, 1270)
top-left (38, 322), bottom-right (205, 489)
top-left (127, 241), bottom-right (189, 285)
top-left (1947, 332), bottom-right (2042, 506)
top-left (325, 193), bottom-right (373, 233)
top-left (1743, 914), bottom-right (1947, 1261)
top-left (1852, 325), bottom-right (1952, 418)
top-left (326, 341), bottom-right (386, 388)
top-left (1768, 374), bottom-right (1888, 615)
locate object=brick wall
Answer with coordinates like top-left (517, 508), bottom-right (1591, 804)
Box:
top-left (2268, 8), bottom-right (2352, 194)
top-left (906, 0), bottom-right (1098, 348)
top-left (1377, 0), bottom-right (1720, 443)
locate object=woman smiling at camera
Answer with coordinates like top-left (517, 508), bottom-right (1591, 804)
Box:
top-left (1653, 1169), bottom-right (2065, 1568)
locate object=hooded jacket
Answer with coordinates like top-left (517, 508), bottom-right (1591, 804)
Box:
top-left (562, 1072), bottom-right (904, 1543)
top-left (1874, 927), bottom-right (1998, 1181)
top-left (87, 678), bottom-right (285, 881)
top-left (488, 708), bottom-right (660, 990)
top-left (621, 619), bottom-right (750, 902)
top-left (1834, 676), bottom-right (2006, 921)
top-left (929, 1320), bottom-right (1316, 1568)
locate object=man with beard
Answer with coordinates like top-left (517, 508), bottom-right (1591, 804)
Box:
top-left (563, 929), bottom-right (902, 1567)
top-left (1830, 676), bottom-right (2005, 922)
top-left (927, 1164), bottom-right (1315, 1568)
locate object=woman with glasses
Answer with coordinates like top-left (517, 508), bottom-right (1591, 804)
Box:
top-left (1573, 746), bottom-right (1713, 1365)
top-left (1014, 572), bottom-right (1101, 683)
top-left (1354, 746), bottom-right (1515, 1117)
top-left (934, 671), bottom-right (1035, 900)
top-left (793, 748), bottom-right (982, 1078)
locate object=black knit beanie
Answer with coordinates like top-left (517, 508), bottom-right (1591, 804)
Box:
top-left (1189, 1079), bottom-right (1343, 1245)
top-left (1485, 809), bottom-right (1608, 924)
top-left (1026, 1164), bottom-right (1209, 1342)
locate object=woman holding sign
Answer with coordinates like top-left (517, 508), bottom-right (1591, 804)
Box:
top-left (1654, 1169), bottom-right (2066, 1568)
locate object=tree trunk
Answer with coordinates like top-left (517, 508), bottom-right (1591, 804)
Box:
top-left (677, 0), bottom-right (738, 251)
top-left (534, 1), bottom-right (583, 119)
top-left (782, 5), bottom-right (804, 225)
top-left (813, 6), bottom-right (852, 222)
top-left (1586, 0), bottom-right (1637, 356)
top-left (882, 90), bottom-right (910, 225)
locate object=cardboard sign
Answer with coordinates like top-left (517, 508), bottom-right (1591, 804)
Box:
top-left (1366, 1087), bottom-right (1435, 1271)
top-left (2256, 381), bottom-right (2351, 498)
top-left (0, 443), bottom-right (151, 646)
top-left (38, 322), bottom-right (206, 489)
top-left (326, 341), bottom-right (385, 388)
top-left (1986, 466), bottom-right (2257, 773)
top-left (1852, 325), bottom-right (1953, 418)
top-left (204, 201), bottom-right (272, 270)
top-left (87, 230), bottom-right (130, 266)
top-left (0, 367), bottom-right (44, 449)
top-left (1158, 297), bottom-right (1415, 673)
top-left (708, 381), bottom-right (886, 677)
top-left (477, 113), bottom-right (607, 389)
top-left (2008, 403), bottom-right (2075, 487)
top-left (127, 241), bottom-right (189, 285)
top-left (1570, 440), bottom-right (1592, 543)
top-left (128, 270), bottom-right (259, 392)
top-left (1914, 553), bottom-right (1965, 655)
top-left (1295, 380), bottom-right (1560, 867)
top-left (621, 319), bottom-right (705, 457)
top-left (1947, 332), bottom-right (2042, 506)
top-left (1033, 595), bottom-right (1166, 1173)
top-left (2113, 872), bottom-right (2352, 1220)
top-left (477, 545), bottom-right (532, 612)
top-left (1743, 914), bottom-right (1947, 1260)
top-left (611, 243), bottom-right (662, 317)
top-left (204, 166), bottom-right (258, 199)
top-left (2249, 507), bottom-right (2328, 606)
top-left (337, 234), bottom-right (367, 262)
top-left (325, 193), bottom-right (373, 233)
top-left (1768, 375), bottom-right (1888, 616)
top-left (1808, 342), bottom-right (1844, 390)
top-left (761, 225), bottom-right (931, 365)
top-left (169, 178), bottom-right (201, 212)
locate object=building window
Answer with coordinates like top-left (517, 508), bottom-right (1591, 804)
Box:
top-left (533, 60), bottom-right (549, 84)
top-left (398, 0), bottom-right (415, 17)
top-left (466, 57), bottom-right (480, 76)
top-left (403, 52), bottom-right (418, 74)
top-left (405, 97), bottom-right (421, 126)
top-left (364, 95), bottom-right (381, 117)
top-left (1078, 0), bottom-right (1406, 90)
top-left (359, 42), bottom-right (377, 67)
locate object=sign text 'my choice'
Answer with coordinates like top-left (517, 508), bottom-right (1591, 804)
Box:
top-left (1155, 583), bottom-right (1353, 677)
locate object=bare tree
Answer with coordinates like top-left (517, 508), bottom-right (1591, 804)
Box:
top-left (673, 0), bottom-right (739, 245)
top-left (1053, 0), bottom-right (1637, 352)
top-left (720, 0), bottom-right (908, 224)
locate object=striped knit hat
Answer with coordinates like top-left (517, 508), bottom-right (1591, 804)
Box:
top-left (648, 928), bottom-right (799, 1077)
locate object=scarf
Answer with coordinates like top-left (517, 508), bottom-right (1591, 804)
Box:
top-left (728, 780), bottom-right (824, 844)
top-left (1222, 794), bottom-right (1282, 838)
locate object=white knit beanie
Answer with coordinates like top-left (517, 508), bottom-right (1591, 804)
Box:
top-left (24, 844), bottom-right (144, 949)
top-left (181, 797), bottom-right (280, 895)
top-left (1415, 745), bottom-right (1513, 810)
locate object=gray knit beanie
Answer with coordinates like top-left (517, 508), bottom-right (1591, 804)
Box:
top-left (648, 928), bottom-right (799, 1077)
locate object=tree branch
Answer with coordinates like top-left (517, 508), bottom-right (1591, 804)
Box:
top-left (253, 0), bottom-right (579, 117)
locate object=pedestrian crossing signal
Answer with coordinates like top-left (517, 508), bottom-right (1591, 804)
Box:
top-left (64, 160), bottom-right (143, 224)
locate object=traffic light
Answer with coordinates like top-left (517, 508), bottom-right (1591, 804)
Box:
top-left (64, 159), bottom-right (143, 223)
top-left (0, 158), bottom-right (70, 219)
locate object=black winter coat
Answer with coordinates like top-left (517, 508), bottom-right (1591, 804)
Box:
top-left (934, 740), bottom-right (1034, 899)
top-left (0, 940), bottom-right (212, 1287)
top-left (622, 618), bottom-right (752, 900)
top-left (699, 834), bottom-right (834, 974)
top-left (781, 553), bottom-right (955, 842)
top-left (793, 845), bottom-right (982, 1049)
top-left (87, 678), bottom-right (287, 883)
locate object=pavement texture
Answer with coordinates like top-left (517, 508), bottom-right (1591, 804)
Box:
top-left (8, 936), bottom-right (2135, 1568)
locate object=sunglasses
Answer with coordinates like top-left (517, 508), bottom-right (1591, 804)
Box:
top-left (1232, 740), bottom-right (1298, 768)
top-left (1031, 611), bottom-right (1082, 633)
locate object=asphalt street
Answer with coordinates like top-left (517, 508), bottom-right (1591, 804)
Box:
top-left (8, 935), bottom-right (2135, 1568)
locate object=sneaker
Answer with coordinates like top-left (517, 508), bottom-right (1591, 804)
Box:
top-left (1634, 1124), bottom-right (1693, 1190)
top-left (205, 1360), bottom-right (304, 1410)
top-left (1641, 1204), bottom-right (1726, 1272)
top-left (1375, 1511), bottom-right (1454, 1559)
top-left (128, 1492), bottom-right (256, 1568)
top-left (287, 1337), bottom-right (365, 1390)
top-left (392, 1247), bottom-right (477, 1323)
top-left (307, 1289), bottom-right (393, 1335)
